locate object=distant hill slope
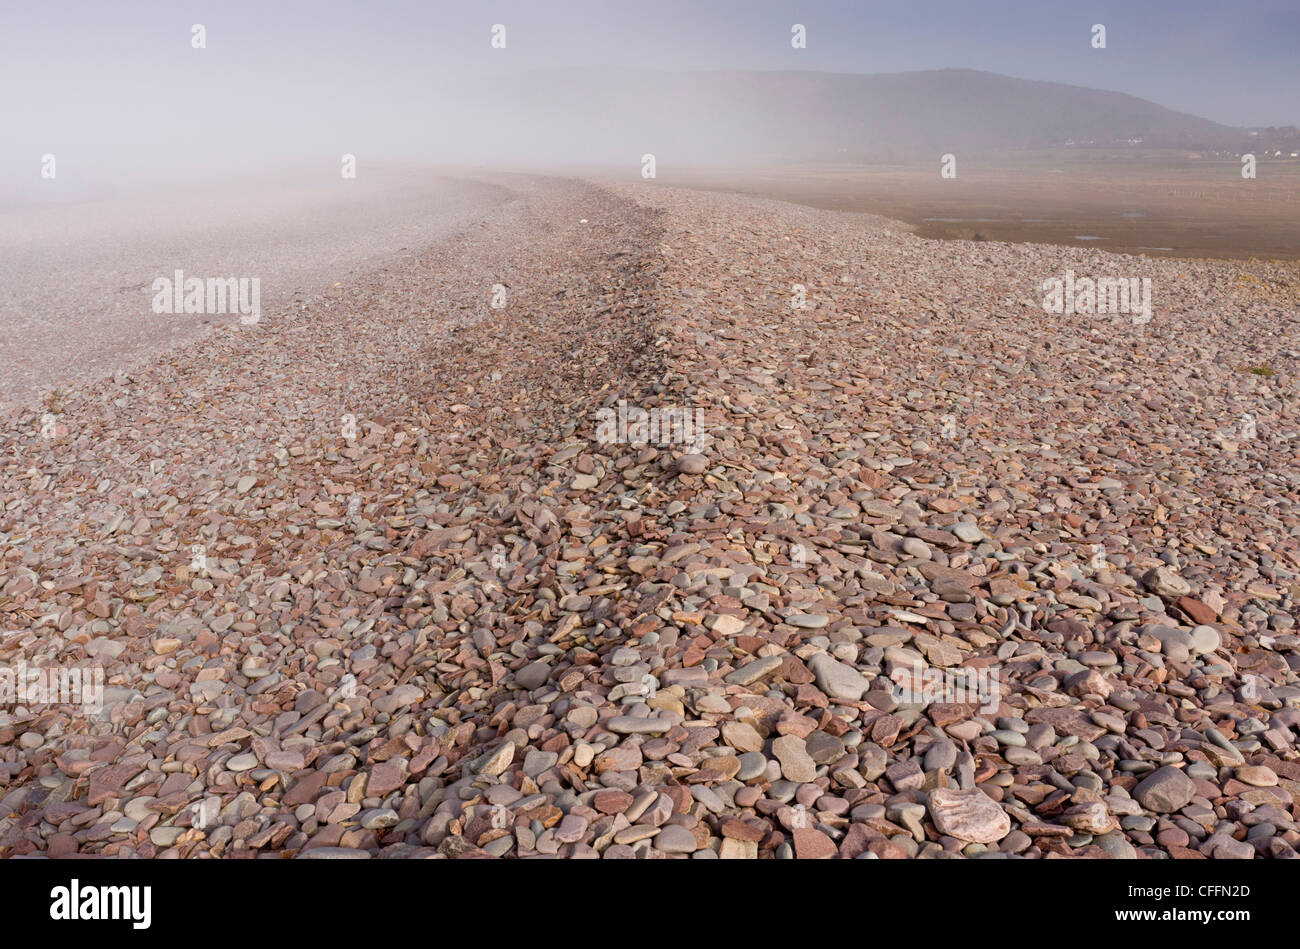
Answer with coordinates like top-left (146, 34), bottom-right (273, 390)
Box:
top-left (456, 67), bottom-right (1266, 164)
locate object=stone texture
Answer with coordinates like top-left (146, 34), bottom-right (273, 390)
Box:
top-left (926, 788), bottom-right (1011, 843)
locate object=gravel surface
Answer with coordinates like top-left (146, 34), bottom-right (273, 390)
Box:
top-left (0, 168), bottom-right (509, 413)
top-left (2, 173), bottom-right (1299, 859)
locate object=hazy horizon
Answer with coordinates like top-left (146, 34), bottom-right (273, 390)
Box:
top-left (4, 1), bottom-right (1298, 121)
top-left (3, 0), bottom-right (1298, 203)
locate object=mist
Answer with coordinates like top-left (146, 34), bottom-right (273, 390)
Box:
top-left (3, 0), bottom-right (1298, 207)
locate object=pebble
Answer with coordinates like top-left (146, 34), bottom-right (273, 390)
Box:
top-left (2, 178), bottom-right (1296, 863)
top-left (653, 824), bottom-right (698, 853)
top-left (736, 752), bottom-right (768, 781)
top-left (808, 653), bottom-right (870, 701)
top-left (923, 740), bottom-right (957, 772)
top-left (1133, 766), bottom-right (1196, 813)
top-left (359, 808), bottom-right (399, 829)
top-left (926, 788), bottom-right (1010, 843)
top-left (607, 716), bottom-right (673, 735)
top-left (724, 656), bottom-right (783, 686)
top-left (1235, 765), bottom-right (1278, 787)
top-left (787, 613), bottom-right (830, 629)
top-left (476, 743), bottom-right (515, 777)
top-left (675, 454), bottom-right (709, 475)
top-left (1190, 625), bottom-right (1222, 656)
top-left (771, 735), bottom-right (818, 784)
top-left (721, 723), bottom-right (764, 753)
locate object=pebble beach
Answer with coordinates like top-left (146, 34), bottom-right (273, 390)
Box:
top-left (2, 173), bottom-right (1299, 859)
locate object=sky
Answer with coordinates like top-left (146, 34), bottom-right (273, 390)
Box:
top-left (1, 0), bottom-right (1297, 196)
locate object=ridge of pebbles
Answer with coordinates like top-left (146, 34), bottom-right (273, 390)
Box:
top-left (2, 176), bottom-right (1299, 860)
